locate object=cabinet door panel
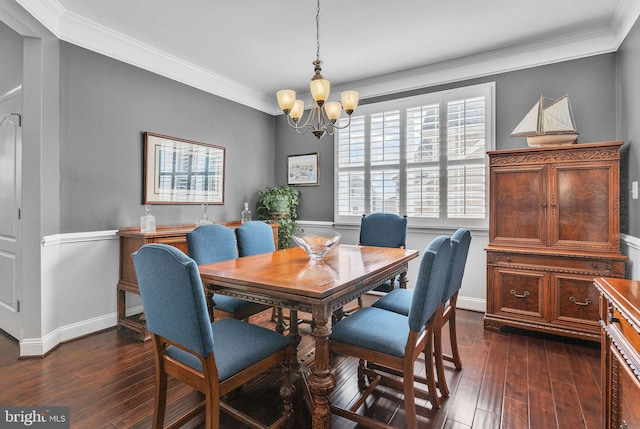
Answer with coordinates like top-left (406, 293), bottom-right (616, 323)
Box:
top-left (551, 274), bottom-right (600, 329)
top-left (551, 163), bottom-right (618, 251)
top-left (494, 268), bottom-right (547, 320)
top-left (490, 166), bottom-right (547, 247)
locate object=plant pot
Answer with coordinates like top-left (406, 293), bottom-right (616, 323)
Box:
top-left (272, 197), bottom-right (289, 214)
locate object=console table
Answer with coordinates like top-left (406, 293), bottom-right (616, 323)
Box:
top-left (596, 277), bottom-right (640, 429)
top-left (117, 222), bottom-right (278, 339)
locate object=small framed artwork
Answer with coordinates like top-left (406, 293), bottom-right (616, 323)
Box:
top-left (143, 132), bottom-right (226, 204)
top-left (288, 152), bottom-right (319, 186)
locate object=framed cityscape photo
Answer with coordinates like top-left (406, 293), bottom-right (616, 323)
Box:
top-left (287, 152), bottom-right (319, 186)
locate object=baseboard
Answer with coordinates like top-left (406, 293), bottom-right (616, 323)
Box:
top-left (18, 305), bottom-right (144, 357)
top-left (457, 296), bottom-right (486, 313)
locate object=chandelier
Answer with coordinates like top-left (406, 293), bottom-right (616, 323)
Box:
top-left (276, 0), bottom-right (359, 140)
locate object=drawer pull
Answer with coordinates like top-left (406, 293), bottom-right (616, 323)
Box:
top-left (510, 289), bottom-right (530, 298)
top-left (505, 256), bottom-right (512, 262)
top-left (569, 296), bottom-right (592, 306)
top-left (619, 421), bottom-right (627, 429)
top-left (591, 263), bottom-right (598, 269)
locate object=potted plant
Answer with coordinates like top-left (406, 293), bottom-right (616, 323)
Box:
top-left (256, 185), bottom-right (301, 249)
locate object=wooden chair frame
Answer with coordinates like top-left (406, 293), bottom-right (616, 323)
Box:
top-left (151, 333), bottom-right (294, 429)
top-left (329, 306), bottom-right (444, 429)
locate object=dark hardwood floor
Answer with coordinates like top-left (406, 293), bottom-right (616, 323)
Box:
top-left (0, 307), bottom-right (602, 428)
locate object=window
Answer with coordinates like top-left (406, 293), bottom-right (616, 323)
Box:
top-left (335, 82), bottom-right (494, 228)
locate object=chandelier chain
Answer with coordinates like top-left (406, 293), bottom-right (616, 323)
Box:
top-left (315, 0), bottom-right (321, 62)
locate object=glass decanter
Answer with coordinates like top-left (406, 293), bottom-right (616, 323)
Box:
top-left (140, 204), bottom-right (156, 233)
top-left (241, 202), bottom-right (252, 224)
top-left (196, 203), bottom-right (213, 226)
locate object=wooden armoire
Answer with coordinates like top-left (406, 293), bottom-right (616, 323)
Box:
top-left (484, 141), bottom-right (627, 342)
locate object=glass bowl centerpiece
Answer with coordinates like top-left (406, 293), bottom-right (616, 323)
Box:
top-left (293, 231), bottom-right (341, 260)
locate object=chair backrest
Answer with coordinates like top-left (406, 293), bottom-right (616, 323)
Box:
top-left (359, 213), bottom-right (408, 248)
top-left (235, 221), bottom-right (276, 256)
top-left (132, 244), bottom-right (214, 357)
top-left (407, 235), bottom-right (451, 332)
top-left (444, 228), bottom-right (472, 302)
top-left (186, 224), bottom-right (238, 265)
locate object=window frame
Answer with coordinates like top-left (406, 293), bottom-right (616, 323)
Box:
top-left (334, 82), bottom-right (495, 229)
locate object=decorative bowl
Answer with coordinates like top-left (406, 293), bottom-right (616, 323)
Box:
top-left (292, 231), bottom-right (341, 260)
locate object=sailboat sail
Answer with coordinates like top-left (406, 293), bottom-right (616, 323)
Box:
top-left (511, 99), bottom-right (541, 136)
top-left (542, 96), bottom-right (576, 133)
top-left (510, 95), bottom-right (578, 147)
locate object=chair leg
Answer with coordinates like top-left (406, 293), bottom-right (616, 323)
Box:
top-left (448, 311), bottom-right (463, 370)
top-left (152, 370), bottom-right (167, 429)
top-left (423, 328), bottom-right (441, 410)
top-left (403, 360), bottom-right (418, 429)
top-left (204, 390), bottom-right (219, 429)
top-left (433, 324), bottom-right (449, 397)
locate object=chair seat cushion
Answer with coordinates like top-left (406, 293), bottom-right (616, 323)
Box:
top-left (330, 307), bottom-right (410, 358)
top-left (371, 288), bottom-right (413, 316)
top-left (167, 318), bottom-right (290, 381)
top-left (212, 294), bottom-right (269, 315)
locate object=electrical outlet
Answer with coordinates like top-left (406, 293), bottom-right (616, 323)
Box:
top-left (633, 181), bottom-right (639, 200)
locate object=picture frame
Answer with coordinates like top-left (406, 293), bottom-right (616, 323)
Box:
top-left (143, 132), bottom-right (226, 204)
top-left (287, 152), bottom-right (319, 186)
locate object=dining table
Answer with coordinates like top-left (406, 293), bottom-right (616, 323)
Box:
top-left (198, 243), bottom-right (419, 429)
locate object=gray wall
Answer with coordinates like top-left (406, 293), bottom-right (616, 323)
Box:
top-left (59, 43), bottom-right (276, 233)
top-left (617, 19), bottom-right (640, 237)
top-left (275, 54), bottom-right (618, 223)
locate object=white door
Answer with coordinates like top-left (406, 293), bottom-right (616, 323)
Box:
top-left (0, 90), bottom-right (22, 340)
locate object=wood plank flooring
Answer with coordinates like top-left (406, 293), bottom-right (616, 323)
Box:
top-left (0, 309), bottom-right (602, 428)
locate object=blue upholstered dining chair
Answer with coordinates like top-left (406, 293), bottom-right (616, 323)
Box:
top-left (329, 236), bottom-right (451, 428)
top-left (235, 221), bottom-right (300, 331)
top-left (371, 228), bottom-right (472, 396)
top-left (131, 244), bottom-right (293, 429)
top-left (186, 224), bottom-right (269, 321)
top-left (234, 221), bottom-right (276, 257)
top-left (351, 213), bottom-right (408, 311)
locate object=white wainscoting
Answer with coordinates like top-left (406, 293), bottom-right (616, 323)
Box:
top-left (21, 230), bottom-right (129, 356)
top-left (622, 233), bottom-right (640, 279)
top-left (23, 226), bottom-right (639, 357)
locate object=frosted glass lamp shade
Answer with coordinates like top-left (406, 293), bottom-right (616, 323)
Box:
top-left (290, 100), bottom-right (305, 122)
top-left (310, 79), bottom-right (330, 103)
top-left (324, 102), bottom-right (342, 122)
top-left (341, 91), bottom-right (359, 113)
top-left (277, 89), bottom-right (296, 112)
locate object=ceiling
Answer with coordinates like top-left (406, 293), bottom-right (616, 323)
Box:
top-left (13, 0), bottom-right (640, 114)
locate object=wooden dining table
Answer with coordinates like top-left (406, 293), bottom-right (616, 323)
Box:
top-left (198, 243), bottom-right (419, 429)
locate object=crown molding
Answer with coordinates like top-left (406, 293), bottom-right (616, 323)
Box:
top-left (16, 0), bottom-right (640, 116)
top-left (610, 0), bottom-right (640, 47)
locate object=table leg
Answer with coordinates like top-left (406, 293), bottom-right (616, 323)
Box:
top-left (309, 310), bottom-right (335, 429)
top-left (399, 270), bottom-right (408, 289)
top-left (288, 310), bottom-right (302, 369)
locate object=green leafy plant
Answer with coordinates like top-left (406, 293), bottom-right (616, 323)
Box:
top-left (256, 185), bottom-right (301, 249)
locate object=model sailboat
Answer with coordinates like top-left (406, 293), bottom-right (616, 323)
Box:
top-left (510, 95), bottom-right (578, 147)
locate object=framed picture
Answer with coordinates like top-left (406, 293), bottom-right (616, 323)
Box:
top-left (143, 132), bottom-right (226, 204)
top-left (288, 152), bottom-right (319, 186)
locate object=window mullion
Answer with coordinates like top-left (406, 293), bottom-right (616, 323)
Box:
top-left (439, 96), bottom-right (448, 225)
top-left (364, 114), bottom-right (371, 214)
top-left (399, 107), bottom-right (407, 216)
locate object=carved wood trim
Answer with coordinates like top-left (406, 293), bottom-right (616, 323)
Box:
top-left (483, 315), bottom-right (601, 340)
top-left (489, 146), bottom-right (621, 166)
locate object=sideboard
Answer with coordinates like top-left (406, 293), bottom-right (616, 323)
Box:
top-left (596, 277), bottom-right (640, 429)
top-left (117, 222), bottom-right (278, 339)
